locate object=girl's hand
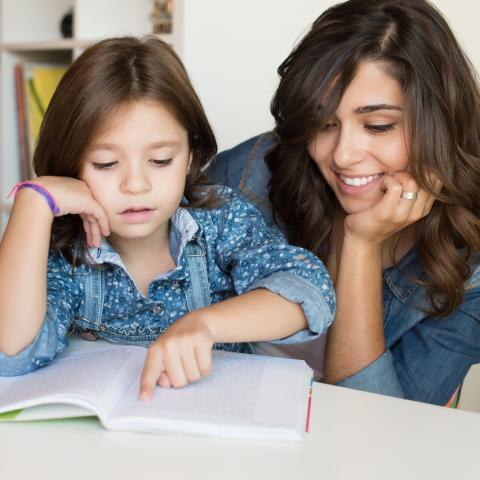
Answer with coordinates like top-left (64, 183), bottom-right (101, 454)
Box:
top-left (32, 176), bottom-right (110, 247)
top-left (139, 311), bottom-right (215, 400)
top-left (344, 172), bottom-right (441, 246)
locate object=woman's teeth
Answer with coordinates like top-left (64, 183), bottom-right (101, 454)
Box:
top-left (339, 173), bottom-right (380, 186)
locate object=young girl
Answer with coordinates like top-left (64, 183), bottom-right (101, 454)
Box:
top-left (0, 37), bottom-right (335, 400)
top-left (210, 0), bottom-right (480, 405)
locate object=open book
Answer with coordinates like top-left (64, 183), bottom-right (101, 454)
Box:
top-left (0, 341), bottom-right (313, 441)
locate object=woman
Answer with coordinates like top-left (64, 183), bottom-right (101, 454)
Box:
top-left (209, 0), bottom-right (480, 405)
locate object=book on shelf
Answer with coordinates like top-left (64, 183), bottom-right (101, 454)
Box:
top-left (14, 63), bottom-right (68, 179)
top-left (0, 340), bottom-right (313, 441)
top-left (14, 64), bottom-right (30, 182)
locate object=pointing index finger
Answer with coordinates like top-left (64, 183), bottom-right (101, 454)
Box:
top-left (140, 348), bottom-right (165, 401)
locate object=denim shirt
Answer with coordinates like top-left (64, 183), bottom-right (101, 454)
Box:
top-left (0, 187), bottom-right (335, 377)
top-left (209, 133), bottom-right (480, 405)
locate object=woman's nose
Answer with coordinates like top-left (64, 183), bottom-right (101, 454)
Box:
top-left (333, 126), bottom-right (366, 169)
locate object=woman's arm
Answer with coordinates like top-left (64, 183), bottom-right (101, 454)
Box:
top-left (335, 280), bottom-right (480, 404)
top-left (324, 235), bottom-right (384, 384)
top-left (324, 173), bottom-right (439, 389)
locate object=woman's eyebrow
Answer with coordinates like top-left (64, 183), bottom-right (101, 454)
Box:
top-left (355, 104), bottom-right (402, 114)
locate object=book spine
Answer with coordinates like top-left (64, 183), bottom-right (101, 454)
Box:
top-left (14, 64), bottom-right (32, 181)
top-left (305, 378), bottom-right (313, 433)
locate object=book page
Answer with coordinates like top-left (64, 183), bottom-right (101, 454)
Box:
top-left (0, 345), bottom-right (146, 419)
top-left (110, 350), bottom-right (311, 439)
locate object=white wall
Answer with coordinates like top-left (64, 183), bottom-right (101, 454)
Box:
top-left (181, 0), bottom-right (480, 151)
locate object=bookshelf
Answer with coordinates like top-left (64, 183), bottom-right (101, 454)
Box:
top-left (0, 0), bottom-right (181, 232)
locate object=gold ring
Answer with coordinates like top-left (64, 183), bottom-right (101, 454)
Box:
top-left (401, 191), bottom-right (418, 200)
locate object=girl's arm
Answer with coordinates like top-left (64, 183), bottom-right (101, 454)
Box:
top-left (140, 289), bottom-right (306, 398)
top-left (0, 177), bottom-right (109, 356)
top-left (192, 289), bottom-right (306, 343)
top-left (0, 189), bottom-right (54, 355)
top-left (139, 188), bottom-right (335, 398)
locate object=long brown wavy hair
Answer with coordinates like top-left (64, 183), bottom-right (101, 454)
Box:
top-left (267, 0), bottom-right (480, 316)
top-left (33, 36), bottom-right (219, 264)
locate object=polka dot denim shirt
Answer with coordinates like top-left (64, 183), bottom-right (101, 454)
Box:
top-left (0, 187), bottom-right (335, 376)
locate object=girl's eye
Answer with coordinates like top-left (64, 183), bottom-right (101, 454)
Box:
top-left (93, 161), bottom-right (117, 170)
top-left (365, 123), bottom-right (395, 134)
top-left (150, 159), bottom-right (172, 167)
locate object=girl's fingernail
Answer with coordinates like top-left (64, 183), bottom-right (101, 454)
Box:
top-left (140, 390), bottom-right (151, 401)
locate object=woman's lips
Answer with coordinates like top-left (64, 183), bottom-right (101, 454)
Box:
top-left (335, 172), bottom-right (384, 196)
top-left (119, 208), bottom-right (155, 224)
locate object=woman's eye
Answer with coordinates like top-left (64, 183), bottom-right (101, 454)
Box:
top-left (321, 122), bottom-right (337, 131)
top-left (366, 123), bottom-right (395, 134)
top-left (92, 161), bottom-right (117, 170)
top-left (150, 158), bottom-right (172, 167)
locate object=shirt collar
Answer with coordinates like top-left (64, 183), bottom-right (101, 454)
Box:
top-left (88, 206), bottom-right (199, 268)
top-left (383, 247), bottom-right (424, 302)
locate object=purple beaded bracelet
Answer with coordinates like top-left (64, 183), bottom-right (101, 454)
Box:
top-left (7, 181), bottom-right (60, 215)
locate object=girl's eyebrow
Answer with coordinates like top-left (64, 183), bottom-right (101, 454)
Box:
top-left (355, 104), bottom-right (402, 114)
top-left (90, 140), bottom-right (180, 151)
top-left (148, 140), bottom-right (181, 148)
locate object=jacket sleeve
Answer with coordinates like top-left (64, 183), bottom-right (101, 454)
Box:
top-left (337, 284), bottom-right (480, 405)
top-left (0, 252), bottom-right (80, 376)
top-left (213, 188), bottom-right (335, 343)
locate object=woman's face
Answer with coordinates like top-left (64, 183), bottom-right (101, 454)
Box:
top-left (308, 61), bottom-right (409, 215)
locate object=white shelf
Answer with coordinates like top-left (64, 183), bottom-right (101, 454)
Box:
top-left (0, 1), bottom-right (180, 234)
top-left (1, 39), bottom-right (94, 52)
top-left (1, 33), bottom-right (175, 53)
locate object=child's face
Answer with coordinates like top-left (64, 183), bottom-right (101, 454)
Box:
top-left (80, 100), bottom-right (191, 245)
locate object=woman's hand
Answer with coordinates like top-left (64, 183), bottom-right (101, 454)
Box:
top-left (344, 172), bottom-right (441, 246)
top-left (139, 311), bottom-right (216, 400)
top-left (32, 176), bottom-right (110, 247)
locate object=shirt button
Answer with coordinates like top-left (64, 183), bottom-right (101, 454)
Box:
top-left (152, 305), bottom-right (163, 314)
top-left (172, 281), bottom-right (180, 288)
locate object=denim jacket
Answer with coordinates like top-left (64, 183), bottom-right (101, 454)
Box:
top-left (209, 133), bottom-right (480, 405)
top-left (0, 187), bottom-right (335, 377)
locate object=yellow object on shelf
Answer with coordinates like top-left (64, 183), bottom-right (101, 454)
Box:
top-left (23, 64), bottom-right (67, 160)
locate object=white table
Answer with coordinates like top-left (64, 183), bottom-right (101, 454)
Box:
top-left (0, 377), bottom-right (478, 480)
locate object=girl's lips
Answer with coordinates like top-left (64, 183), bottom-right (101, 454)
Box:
top-left (335, 172), bottom-right (384, 196)
top-left (119, 208), bottom-right (154, 224)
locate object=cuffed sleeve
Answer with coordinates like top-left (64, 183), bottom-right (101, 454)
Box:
top-left (336, 350), bottom-right (405, 398)
top-left (0, 308), bottom-right (69, 376)
top-left (214, 188), bottom-right (335, 341)
top-left (249, 271), bottom-right (333, 342)
top-left (336, 285), bottom-right (480, 404)
top-left (0, 252), bottom-right (79, 376)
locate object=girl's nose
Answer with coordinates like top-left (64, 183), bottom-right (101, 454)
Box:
top-left (120, 165), bottom-right (151, 194)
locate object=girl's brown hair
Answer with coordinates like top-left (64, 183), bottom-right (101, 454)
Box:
top-left (33, 36), bottom-right (218, 263)
top-left (267, 0), bottom-right (480, 316)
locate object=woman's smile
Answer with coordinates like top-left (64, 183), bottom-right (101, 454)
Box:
top-left (335, 172), bottom-right (384, 196)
